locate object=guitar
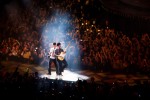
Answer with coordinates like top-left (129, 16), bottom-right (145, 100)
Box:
top-left (56, 42), bottom-right (70, 61)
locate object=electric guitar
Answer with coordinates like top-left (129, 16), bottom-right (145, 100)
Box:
top-left (56, 42), bottom-right (70, 61)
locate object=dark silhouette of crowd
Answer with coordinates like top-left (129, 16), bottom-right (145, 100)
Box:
top-left (0, 0), bottom-right (150, 99)
top-left (0, 68), bottom-right (150, 100)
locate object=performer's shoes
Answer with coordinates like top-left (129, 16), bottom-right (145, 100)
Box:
top-left (59, 73), bottom-right (63, 76)
top-left (55, 75), bottom-right (59, 79)
top-left (47, 73), bottom-right (51, 75)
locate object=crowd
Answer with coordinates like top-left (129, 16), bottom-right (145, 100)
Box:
top-left (0, 0), bottom-right (149, 73)
top-left (0, 70), bottom-right (150, 100)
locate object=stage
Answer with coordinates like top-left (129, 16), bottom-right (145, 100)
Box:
top-left (0, 61), bottom-right (150, 86)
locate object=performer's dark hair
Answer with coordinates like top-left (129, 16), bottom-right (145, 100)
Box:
top-left (53, 42), bottom-right (56, 45)
top-left (57, 42), bottom-right (61, 46)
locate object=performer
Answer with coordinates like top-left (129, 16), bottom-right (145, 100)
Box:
top-left (55, 42), bottom-right (68, 75)
top-left (48, 42), bottom-right (58, 75)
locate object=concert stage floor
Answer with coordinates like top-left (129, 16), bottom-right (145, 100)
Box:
top-left (0, 61), bottom-right (150, 86)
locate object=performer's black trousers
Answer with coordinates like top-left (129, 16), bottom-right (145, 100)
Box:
top-left (56, 59), bottom-right (68, 75)
top-left (48, 58), bottom-right (58, 75)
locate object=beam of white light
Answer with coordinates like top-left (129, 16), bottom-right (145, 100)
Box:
top-left (41, 9), bottom-right (82, 71)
